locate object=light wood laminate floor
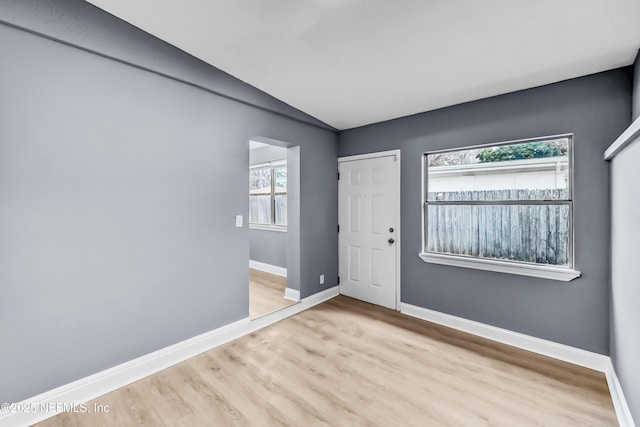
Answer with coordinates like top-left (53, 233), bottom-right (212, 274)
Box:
top-left (249, 268), bottom-right (295, 319)
top-left (37, 296), bottom-right (617, 427)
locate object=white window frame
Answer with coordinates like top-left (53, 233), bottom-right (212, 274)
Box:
top-left (249, 160), bottom-right (287, 231)
top-left (419, 134), bottom-right (581, 282)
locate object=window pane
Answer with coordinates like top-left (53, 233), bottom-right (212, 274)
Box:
top-left (249, 167), bottom-right (271, 195)
top-left (274, 167), bottom-right (287, 193)
top-left (428, 189), bottom-right (568, 202)
top-left (275, 194), bottom-right (287, 226)
top-left (249, 195), bottom-right (271, 224)
top-left (427, 138), bottom-right (569, 201)
top-left (427, 204), bottom-right (570, 266)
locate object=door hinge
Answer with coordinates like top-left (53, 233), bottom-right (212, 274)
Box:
top-left (337, 224), bottom-right (340, 233)
top-left (337, 172), bottom-right (340, 180)
top-left (337, 276), bottom-right (340, 285)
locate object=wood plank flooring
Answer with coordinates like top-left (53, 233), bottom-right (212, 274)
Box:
top-left (249, 268), bottom-right (295, 319)
top-left (37, 296), bottom-right (618, 426)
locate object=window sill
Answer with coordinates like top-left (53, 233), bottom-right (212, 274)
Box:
top-left (418, 252), bottom-right (581, 282)
top-left (249, 224), bottom-right (287, 232)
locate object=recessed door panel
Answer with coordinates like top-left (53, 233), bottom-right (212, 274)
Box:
top-left (349, 170), bottom-right (361, 185)
top-left (372, 168), bottom-right (385, 184)
top-left (370, 248), bottom-right (383, 288)
top-left (349, 195), bottom-right (361, 233)
top-left (371, 195), bottom-right (384, 234)
top-left (349, 246), bottom-right (361, 282)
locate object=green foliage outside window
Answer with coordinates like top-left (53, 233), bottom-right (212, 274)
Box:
top-left (476, 141), bottom-right (564, 163)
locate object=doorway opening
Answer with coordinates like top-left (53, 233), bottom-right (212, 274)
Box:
top-left (249, 138), bottom-right (301, 319)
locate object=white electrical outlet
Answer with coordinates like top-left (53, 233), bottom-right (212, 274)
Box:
top-left (235, 215), bottom-right (243, 227)
top-left (320, 274), bottom-right (325, 285)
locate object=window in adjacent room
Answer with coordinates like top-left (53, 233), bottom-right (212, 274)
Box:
top-left (249, 161), bottom-right (287, 228)
top-left (420, 135), bottom-right (580, 281)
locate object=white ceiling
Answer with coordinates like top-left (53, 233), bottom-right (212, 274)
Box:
top-left (86, 0), bottom-right (640, 130)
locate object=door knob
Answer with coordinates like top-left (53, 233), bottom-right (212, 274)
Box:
top-left (388, 238), bottom-right (395, 244)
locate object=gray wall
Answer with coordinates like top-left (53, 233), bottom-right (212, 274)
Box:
top-left (633, 50), bottom-right (640, 121)
top-left (339, 69), bottom-right (632, 354)
top-left (610, 136), bottom-right (640, 423)
top-left (0, 0), bottom-right (337, 403)
top-left (249, 145), bottom-right (288, 268)
top-left (250, 230), bottom-right (288, 268)
top-left (0, 0), bottom-right (333, 132)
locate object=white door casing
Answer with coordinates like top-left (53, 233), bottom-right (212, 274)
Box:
top-left (338, 150), bottom-right (400, 310)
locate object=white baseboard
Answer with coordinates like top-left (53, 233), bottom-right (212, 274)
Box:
top-left (249, 260), bottom-right (287, 277)
top-left (400, 302), bottom-right (609, 372)
top-left (249, 286), bottom-right (339, 331)
top-left (605, 360), bottom-right (637, 427)
top-left (400, 302), bottom-right (637, 427)
top-left (284, 287), bottom-right (300, 302)
top-left (0, 317), bottom-right (250, 427)
top-left (0, 286), bottom-right (339, 427)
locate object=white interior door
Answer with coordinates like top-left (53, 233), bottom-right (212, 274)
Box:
top-left (338, 152), bottom-right (399, 310)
